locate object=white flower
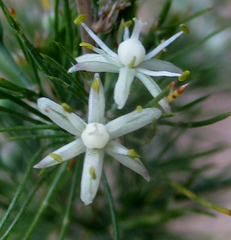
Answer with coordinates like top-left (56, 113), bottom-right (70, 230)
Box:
top-left (68, 17), bottom-right (186, 111)
top-left (34, 73), bottom-right (162, 205)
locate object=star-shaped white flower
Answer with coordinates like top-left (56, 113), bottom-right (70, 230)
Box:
top-left (34, 74), bottom-right (162, 205)
top-left (68, 17), bottom-right (187, 111)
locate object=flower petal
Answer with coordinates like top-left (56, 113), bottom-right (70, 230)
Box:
top-left (81, 22), bottom-right (119, 59)
top-left (143, 31), bottom-right (183, 61)
top-left (114, 67), bottom-right (135, 109)
top-left (37, 98), bottom-right (86, 136)
top-left (76, 54), bottom-right (107, 63)
top-left (138, 59), bottom-right (183, 73)
top-left (135, 73), bottom-right (171, 112)
top-left (33, 139), bottom-right (85, 168)
top-left (88, 74), bottom-right (105, 123)
top-left (93, 47), bottom-right (122, 67)
top-left (105, 140), bottom-right (150, 181)
top-left (68, 61), bottom-right (119, 74)
top-left (136, 68), bottom-right (181, 77)
top-left (80, 148), bottom-right (104, 205)
top-left (106, 107), bottom-right (162, 139)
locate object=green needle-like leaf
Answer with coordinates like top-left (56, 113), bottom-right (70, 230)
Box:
top-left (23, 162), bottom-right (68, 240)
top-left (102, 170), bottom-right (119, 240)
top-left (58, 159), bottom-right (81, 240)
top-left (0, 142), bottom-right (63, 231)
top-left (1, 171), bottom-right (52, 240)
top-left (8, 133), bottom-right (73, 141)
top-left (0, 106), bottom-right (45, 125)
top-left (170, 181), bottom-right (231, 216)
top-left (158, 112), bottom-right (231, 128)
top-left (0, 124), bottom-right (60, 132)
top-left (0, 89), bottom-right (50, 121)
top-left (145, 85), bottom-right (171, 108)
top-left (174, 94), bottom-right (211, 112)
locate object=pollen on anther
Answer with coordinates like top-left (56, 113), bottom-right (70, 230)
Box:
top-left (178, 70), bottom-right (190, 81)
top-left (89, 166), bottom-right (97, 180)
top-left (92, 78), bottom-right (100, 93)
top-left (49, 153), bottom-right (63, 163)
top-left (128, 149), bottom-right (141, 159)
top-left (180, 24), bottom-right (190, 34)
top-left (74, 14), bottom-right (86, 25)
top-left (136, 105), bottom-right (143, 113)
top-left (62, 103), bottom-right (73, 113)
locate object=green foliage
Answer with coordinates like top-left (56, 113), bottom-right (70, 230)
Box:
top-left (0, 0), bottom-right (231, 239)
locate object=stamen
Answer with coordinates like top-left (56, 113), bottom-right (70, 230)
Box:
top-left (42, 0), bottom-right (50, 10)
top-left (92, 78), bottom-right (100, 93)
top-left (128, 56), bottom-right (136, 69)
top-left (136, 105), bottom-right (143, 113)
top-left (89, 166), bottom-right (97, 180)
top-left (128, 149), bottom-right (141, 159)
top-left (180, 24), bottom-right (190, 34)
top-left (62, 103), bottom-right (73, 113)
top-left (120, 20), bottom-right (133, 28)
top-left (74, 14), bottom-right (86, 25)
top-left (178, 70), bottom-right (190, 81)
top-left (49, 153), bottom-right (63, 163)
top-left (80, 42), bottom-right (94, 50)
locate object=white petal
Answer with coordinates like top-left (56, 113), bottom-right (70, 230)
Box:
top-left (81, 22), bottom-right (119, 60)
top-left (93, 47), bottom-right (122, 67)
top-left (68, 62), bottom-right (119, 74)
top-left (106, 108), bottom-right (162, 139)
top-left (88, 74), bottom-right (105, 123)
top-left (135, 73), bottom-right (171, 112)
top-left (76, 54), bottom-right (107, 63)
top-left (136, 68), bottom-right (181, 77)
top-left (80, 148), bottom-right (104, 205)
top-left (138, 59), bottom-right (183, 73)
top-left (37, 98), bottom-right (86, 136)
top-left (105, 140), bottom-right (150, 181)
top-left (33, 139), bottom-right (85, 168)
top-left (143, 31), bottom-right (183, 61)
top-left (114, 67), bottom-right (135, 109)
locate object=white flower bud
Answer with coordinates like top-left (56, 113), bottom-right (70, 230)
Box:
top-left (81, 123), bottom-right (110, 149)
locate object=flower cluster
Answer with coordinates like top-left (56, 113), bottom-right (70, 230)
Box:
top-left (68, 17), bottom-right (187, 111)
top-left (34, 16), bottom-right (188, 205)
top-left (34, 74), bottom-right (162, 205)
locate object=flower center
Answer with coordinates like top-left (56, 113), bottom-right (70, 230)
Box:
top-left (118, 39), bottom-right (146, 67)
top-left (81, 123), bottom-right (110, 149)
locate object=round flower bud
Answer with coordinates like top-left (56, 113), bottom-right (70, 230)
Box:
top-left (118, 39), bottom-right (146, 67)
top-left (81, 123), bottom-right (110, 149)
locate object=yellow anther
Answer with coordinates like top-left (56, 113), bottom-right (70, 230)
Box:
top-left (42, 0), bottom-right (50, 10)
top-left (92, 78), bottom-right (100, 93)
top-left (79, 42), bottom-right (94, 50)
top-left (178, 70), bottom-right (190, 81)
top-left (74, 14), bottom-right (86, 25)
top-left (128, 56), bottom-right (136, 69)
top-left (120, 20), bottom-right (133, 28)
top-left (61, 103), bottom-right (73, 113)
top-left (136, 105), bottom-right (143, 113)
top-left (89, 166), bottom-right (97, 180)
top-left (180, 24), bottom-right (190, 34)
top-left (49, 153), bottom-right (63, 163)
top-left (128, 149), bottom-right (141, 159)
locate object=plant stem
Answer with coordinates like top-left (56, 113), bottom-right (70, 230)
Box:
top-left (102, 170), bottom-right (119, 240)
